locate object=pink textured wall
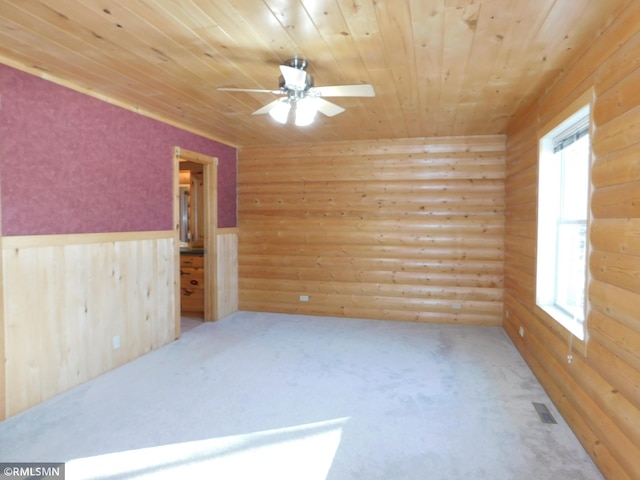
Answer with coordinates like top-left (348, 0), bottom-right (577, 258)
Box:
top-left (0, 64), bottom-right (236, 235)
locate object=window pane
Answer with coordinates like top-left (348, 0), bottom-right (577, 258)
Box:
top-left (560, 135), bottom-right (589, 220)
top-left (554, 222), bottom-right (586, 321)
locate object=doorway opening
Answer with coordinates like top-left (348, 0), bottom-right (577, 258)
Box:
top-left (172, 147), bottom-right (218, 338)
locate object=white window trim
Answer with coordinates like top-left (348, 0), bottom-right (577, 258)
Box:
top-left (535, 89), bottom-right (594, 341)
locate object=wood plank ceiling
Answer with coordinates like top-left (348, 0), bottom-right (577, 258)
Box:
top-left (0, 0), bottom-right (631, 147)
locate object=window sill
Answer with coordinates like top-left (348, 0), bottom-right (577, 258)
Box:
top-left (537, 304), bottom-right (585, 340)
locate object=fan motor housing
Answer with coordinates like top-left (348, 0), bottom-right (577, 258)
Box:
top-left (279, 73), bottom-right (313, 92)
top-left (280, 57), bottom-right (314, 93)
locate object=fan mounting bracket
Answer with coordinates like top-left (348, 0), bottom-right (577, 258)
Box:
top-left (285, 57), bottom-right (307, 70)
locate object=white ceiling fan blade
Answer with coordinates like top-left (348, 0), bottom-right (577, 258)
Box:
top-left (310, 84), bottom-right (375, 97)
top-left (314, 98), bottom-right (345, 117)
top-left (218, 87), bottom-right (283, 94)
top-left (280, 65), bottom-right (308, 89)
top-left (252, 99), bottom-right (282, 115)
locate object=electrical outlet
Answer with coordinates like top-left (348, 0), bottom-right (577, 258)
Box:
top-left (113, 336), bottom-right (121, 350)
top-left (518, 327), bottom-right (524, 338)
top-left (299, 295), bottom-right (309, 302)
top-left (452, 302), bottom-right (462, 310)
top-left (505, 310), bottom-right (510, 318)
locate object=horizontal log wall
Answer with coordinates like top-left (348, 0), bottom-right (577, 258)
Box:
top-left (239, 136), bottom-right (505, 325)
top-left (2, 231), bottom-right (176, 417)
top-left (504, 3), bottom-right (640, 479)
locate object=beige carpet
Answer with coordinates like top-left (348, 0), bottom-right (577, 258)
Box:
top-left (0, 311), bottom-right (603, 479)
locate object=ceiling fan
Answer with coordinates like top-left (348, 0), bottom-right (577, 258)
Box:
top-left (218, 58), bottom-right (375, 126)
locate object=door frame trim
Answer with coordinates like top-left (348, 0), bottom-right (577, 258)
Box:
top-left (173, 147), bottom-right (218, 337)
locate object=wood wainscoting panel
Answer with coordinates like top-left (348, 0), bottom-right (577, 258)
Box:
top-left (238, 136), bottom-right (506, 325)
top-left (2, 232), bottom-right (176, 417)
top-left (217, 229), bottom-right (239, 319)
top-left (0, 192), bottom-right (4, 421)
top-left (504, 3), bottom-right (640, 478)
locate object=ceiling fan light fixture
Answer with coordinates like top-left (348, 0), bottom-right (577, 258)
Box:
top-left (295, 97), bottom-right (318, 127)
top-left (268, 100), bottom-right (291, 124)
top-left (220, 58), bottom-right (375, 126)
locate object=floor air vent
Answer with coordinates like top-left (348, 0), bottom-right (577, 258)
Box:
top-left (532, 402), bottom-right (557, 424)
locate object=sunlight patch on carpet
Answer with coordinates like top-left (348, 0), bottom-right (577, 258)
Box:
top-left (66, 417), bottom-right (349, 480)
